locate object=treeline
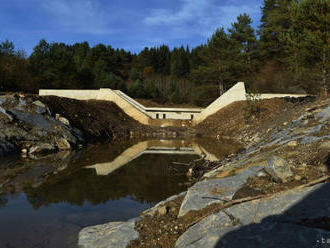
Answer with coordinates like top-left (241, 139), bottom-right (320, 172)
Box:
top-left (0, 0), bottom-right (328, 106)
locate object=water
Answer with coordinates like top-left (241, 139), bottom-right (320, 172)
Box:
top-left (0, 139), bottom-right (239, 248)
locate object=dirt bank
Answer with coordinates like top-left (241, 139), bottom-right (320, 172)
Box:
top-left (37, 95), bottom-right (151, 142)
top-left (195, 97), bottom-right (315, 144)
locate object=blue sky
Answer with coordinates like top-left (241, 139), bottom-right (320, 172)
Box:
top-left (0, 0), bottom-right (263, 55)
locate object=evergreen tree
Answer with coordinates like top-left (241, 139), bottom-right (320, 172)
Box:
top-left (282, 0), bottom-right (329, 92)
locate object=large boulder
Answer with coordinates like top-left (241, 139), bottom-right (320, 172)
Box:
top-left (265, 156), bottom-right (293, 183)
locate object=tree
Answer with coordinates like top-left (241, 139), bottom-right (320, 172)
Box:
top-left (228, 14), bottom-right (258, 73)
top-left (258, 0), bottom-right (293, 60)
top-left (282, 0), bottom-right (329, 92)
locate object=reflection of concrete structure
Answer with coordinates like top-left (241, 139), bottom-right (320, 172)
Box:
top-left (39, 82), bottom-right (306, 127)
top-left (86, 140), bottom-right (221, 176)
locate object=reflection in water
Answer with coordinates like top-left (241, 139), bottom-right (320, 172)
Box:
top-left (25, 153), bottom-right (194, 208)
top-left (86, 139), bottom-right (237, 175)
top-left (0, 138), bottom-right (240, 248)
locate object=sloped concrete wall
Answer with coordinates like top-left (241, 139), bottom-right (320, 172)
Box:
top-left (97, 88), bottom-right (151, 125)
top-left (193, 82), bottom-right (247, 125)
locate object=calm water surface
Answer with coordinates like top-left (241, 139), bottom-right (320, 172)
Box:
top-left (0, 139), bottom-right (239, 248)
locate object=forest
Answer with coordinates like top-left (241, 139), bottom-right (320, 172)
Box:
top-left (0, 0), bottom-right (329, 106)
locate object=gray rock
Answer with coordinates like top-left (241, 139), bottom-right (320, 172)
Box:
top-left (8, 109), bottom-right (53, 130)
top-left (0, 96), bottom-right (7, 105)
top-left (0, 106), bottom-right (13, 122)
top-left (265, 156), bottom-right (292, 182)
top-left (301, 135), bottom-right (330, 145)
top-left (315, 106), bottom-right (330, 122)
top-left (178, 166), bottom-right (262, 217)
top-left (32, 100), bottom-right (47, 114)
top-left (175, 212), bottom-right (238, 248)
top-left (176, 183), bottom-right (330, 248)
top-left (15, 98), bottom-right (27, 111)
top-left (79, 218), bottom-right (139, 248)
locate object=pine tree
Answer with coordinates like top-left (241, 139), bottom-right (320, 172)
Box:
top-left (282, 0), bottom-right (329, 92)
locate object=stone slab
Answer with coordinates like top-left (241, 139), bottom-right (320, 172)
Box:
top-left (176, 183), bottom-right (330, 248)
top-left (78, 217), bottom-right (139, 248)
top-left (178, 166), bottom-right (262, 217)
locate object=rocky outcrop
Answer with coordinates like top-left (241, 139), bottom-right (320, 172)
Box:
top-left (175, 183), bottom-right (330, 248)
top-left (0, 94), bottom-right (84, 157)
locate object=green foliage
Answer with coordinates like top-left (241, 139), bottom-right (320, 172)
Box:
top-left (243, 91), bottom-right (261, 120)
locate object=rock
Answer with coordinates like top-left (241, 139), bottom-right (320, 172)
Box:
top-left (175, 212), bottom-right (238, 248)
top-left (320, 141), bottom-right (330, 150)
top-left (59, 116), bottom-right (70, 126)
top-left (301, 135), bottom-right (330, 145)
top-left (287, 141), bottom-right (297, 147)
top-left (178, 166), bottom-right (262, 217)
top-left (315, 106), bottom-right (330, 122)
top-left (142, 191), bottom-right (186, 217)
top-left (186, 168), bottom-right (193, 177)
top-left (176, 183), bottom-right (330, 248)
top-left (32, 100), bottom-right (47, 114)
top-left (29, 143), bottom-right (56, 155)
top-left (294, 175), bottom-right (302, 181)
top-left (265, 156), bottom-right (293, 183)
top-left (79, 218), bottom-right (139, 248)
top-left (257, 171), bottom-right (267, 177)
top-left (0, 106), bottom-right (13, 122)
top-left (56, 138), bottom-right (71, 150)
top-left (0, 96), bottom-right (7, 105)
top-left (157, 206), bottom-right (168, 216)
top-left (8, 109), bottom-right (53, 130)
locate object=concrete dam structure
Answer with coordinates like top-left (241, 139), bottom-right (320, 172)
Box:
top-left (39, 82), bottom-right (306, 127)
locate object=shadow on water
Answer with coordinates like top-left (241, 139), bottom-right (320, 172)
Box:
top-left (215, 154), bottom-right (330, 248)
top-left (0, 138), bottom-right (240, 248)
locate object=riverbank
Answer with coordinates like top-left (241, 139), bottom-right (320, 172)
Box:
top-left (0, 93), bottom-right (195, 158)
top-left (79, 96), bottom-right (330, 248)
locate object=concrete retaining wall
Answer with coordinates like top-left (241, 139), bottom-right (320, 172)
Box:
top-left (193, 82), bottom-right (247, 125)
top-left (259, 93), bottom-right (307, 99)
top-left (39, 89), bottom-right (99, 100)
top-left (39, 83), bottom-right (308, 127)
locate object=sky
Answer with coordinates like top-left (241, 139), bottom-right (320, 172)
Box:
top-left (0, 0), bottom-right (263, 55)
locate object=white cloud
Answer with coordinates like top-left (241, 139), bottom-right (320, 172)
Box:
top-left (144, 0), bottom-right (260, 38)
top-left (38, 0), bottom-right (111, 35)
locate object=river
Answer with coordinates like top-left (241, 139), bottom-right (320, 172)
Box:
top-left (0, 138), bottom-right (239, 248)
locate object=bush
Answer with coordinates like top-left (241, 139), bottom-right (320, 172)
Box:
top-left (243, 91), bottom-right (261, 120)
